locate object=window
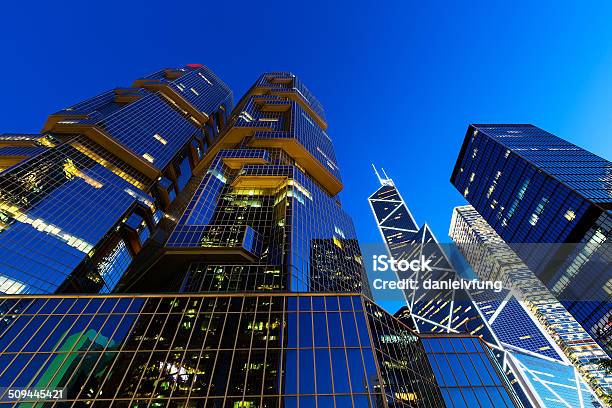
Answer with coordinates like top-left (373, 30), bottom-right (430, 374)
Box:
top-left (153, 133), bottom-right (168, 145)
top-left (198, 72), bottom-right (213, 85)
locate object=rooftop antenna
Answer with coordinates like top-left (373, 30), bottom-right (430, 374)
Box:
top-left (372, 164), bottom-right (394, 186)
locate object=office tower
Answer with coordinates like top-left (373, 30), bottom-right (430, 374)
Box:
top-left (369, 168), bottom-right (604, 407)
top-left (368, 167), bottom-right (497, 339)
top-left (450, 205), bottom-right (610, 405)
top-left (0, 70), bottom-right (523, 407)
top-left (120, 72), bottom-right (371, 297)
top-left (450, 124), bottom-right (611, 354)
top-left (0, 65), bottom-right (233, 294)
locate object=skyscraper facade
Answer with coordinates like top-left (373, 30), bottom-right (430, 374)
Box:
top-left (450, 124), bottom-right (611, 354)
top-left (0, 68), bottom-right (523, 407)
top-left (368, 169), bottom-right (603, 407)
top-left (368, 168), bottom-right (496, 339)
top-left (450, 204), bottom-right (610, 405)
top-left (0, 65), bottom-right (233, 294)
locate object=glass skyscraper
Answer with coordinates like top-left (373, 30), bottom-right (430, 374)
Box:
top-left (0, 65), bottom-right (233, 294)
top-left (450, 205), bottom-right (610, 406)
top-left (0, 69), bottom-right (522, 407)
top-left (450, 124), bottom-right (611, 355)
top-left (368, 168), bottom-right (603, 407)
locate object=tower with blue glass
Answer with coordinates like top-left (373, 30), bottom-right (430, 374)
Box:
top-left (450, 124), bottom-right (612, 356)
top-left (0, 64), bottom-right (232, 294)
top-left (450, 205), bottom-right (610, 406)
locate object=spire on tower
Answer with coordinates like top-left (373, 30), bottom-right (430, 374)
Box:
top-left (372, 163), bottom-right (394, 186)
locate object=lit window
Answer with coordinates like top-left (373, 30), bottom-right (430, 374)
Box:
top-left (301, 111), bottom-right (315, 126)
top-left (529, 196), bottom-right (549, 226)
top-left (143, 153), bottom-right (155, 163)
top-left (153, 133), bottom-right (168, 145)
top-left (239, 111), bottom-right (254, 122)
top-left (334, 226), bottom-right (346, 239)
top-left (63, 159), bottom-right (103, 188)
top-left (315, 146), bottom-right (338, 171)
top-left (564, 210), bottom-right (576, 221)
top-left (198, 72), bottom-right (213, 85)
top-left (258, 118), bottom-right (279, 122)
top-left (519, 335), bottom-right (532, 340)
top-left (604, 278), bottom-right (612, 296)
top-left (190, 87), bottom-right (199, 96)
top-left (0, 275), bottom-right (26, 294)
top-left (333, 236), bottom-right (343, 249)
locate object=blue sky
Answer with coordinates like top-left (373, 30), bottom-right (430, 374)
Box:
top-left (2, 0), bottom-right (612, 247)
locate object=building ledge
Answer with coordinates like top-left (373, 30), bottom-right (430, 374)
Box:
top-left (249, 137), bottom-right (343, 195)
top-left (132, 80), bottom-right (209, 125)
top-left (47, 122), bottom-right (160, 179)
top-left (231, 175), bottom-right (287, 189)
top-left (221, 156), bottom-right (269, 169)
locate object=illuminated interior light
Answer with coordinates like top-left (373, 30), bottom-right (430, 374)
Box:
top-left (37, 137), bottom-right (56, 147)
top-left (142, 153), bottom-right (155, 163)
top-left (123, 188), bottom-right (156, 213)
top-left (71, 142), bottom-right (147, 190)
top-left (238, 111), bottom-right (254, 122)
top-left (198, 72), bottom-right (213, 85)
top-left (190, 87), bottom-right (199, 96)
top-left (316, 146), bottom-right (338, 171)
top-left (0, 201), bottom-right (94, 253)
top-left (153, 133), bottom-right (168, 145)
top-left (333, 236), bottom-right (343, 249)
top-left (63, 159), bottom-right (103, 188)
top-left (0, 275), bottom-right (26, 294)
